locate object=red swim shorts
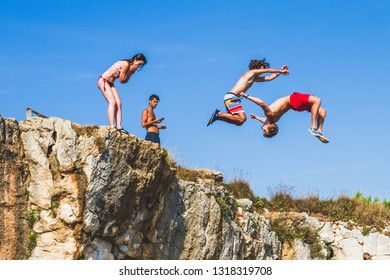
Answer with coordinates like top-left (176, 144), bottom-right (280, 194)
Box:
top-left (289, 92), bottom-right (312, 112)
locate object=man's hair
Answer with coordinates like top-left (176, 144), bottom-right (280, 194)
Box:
top-left (149, 94), bottom-right (160, 101)
top-left (263, 123), bottom-right (279, 138)
top-left (249, 58), bottom-right (270, 70)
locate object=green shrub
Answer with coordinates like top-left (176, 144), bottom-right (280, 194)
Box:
top-left (28, 231), bottom-right (38, 252)
top-left (28, 209), bottom-right (40, 228)
top-left (216, 196), bottom-right (233, 217)
top-left (270, 214), bottom-right (325, 259)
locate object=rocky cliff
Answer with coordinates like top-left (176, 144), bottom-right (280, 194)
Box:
top-left (1, 115), bottom-right (389, 260)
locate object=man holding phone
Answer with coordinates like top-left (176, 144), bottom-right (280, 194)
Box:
top-left (141, 94), bottom-right (166, 145)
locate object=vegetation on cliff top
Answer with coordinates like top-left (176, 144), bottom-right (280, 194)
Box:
top-left (171, 156), bottom-right (390, 230)
top-left (254, 186), bottom-right (390, 231)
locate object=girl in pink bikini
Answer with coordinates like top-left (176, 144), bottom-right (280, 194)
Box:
top-left (98, 53), bottom-right (147, 134)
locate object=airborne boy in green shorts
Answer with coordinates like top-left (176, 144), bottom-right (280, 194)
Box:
top-left (207, 58), bottom-right (289, 126)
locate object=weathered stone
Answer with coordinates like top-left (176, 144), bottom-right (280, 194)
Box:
top-left (319, 222), bottom-right (335, 243)
top-left (58, 203), bottom-right (76, 224)
top-left (83, 238), bottom-right (114, 260)
top-left (332, 237), bottom-right (363, 260)
top-left (0, 116), bottom-right (29, 260)
top-left (294, 239), bottom-right (311, 260)
top-left (363, 232), bottom-right (390, 260)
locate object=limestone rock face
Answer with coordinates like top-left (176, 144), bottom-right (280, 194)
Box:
top-left (0, 117), bottom-right (29, 259)
top-left (0, 116), bottom-right (280, 260)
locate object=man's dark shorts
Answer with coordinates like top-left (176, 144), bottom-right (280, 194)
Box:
top-left (145, 132), bottom-right (160, 144)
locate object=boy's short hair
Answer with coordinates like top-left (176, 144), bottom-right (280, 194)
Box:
top-left (249, 58), bottom-right (270, 70)
top-left (263, 123), bottom-right (279, 138)
top-left (149, 94), bottom-right (160, 101)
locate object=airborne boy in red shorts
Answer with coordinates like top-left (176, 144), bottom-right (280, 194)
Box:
top-left (239, 92), bottom-right (329, 143)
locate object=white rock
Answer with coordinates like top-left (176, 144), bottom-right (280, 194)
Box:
top-left (319, 222), bottom-right (335, 243)
top-left (364, 232), bottom-right (390, 259)
top-left (84, 238), bottom-right (114, 260)
top-left (334, 237), bottom-right (363, 260)
top-left (59, 203), bottom-right (76, 224)
top-left (294, 239), bottom-right (312, 260)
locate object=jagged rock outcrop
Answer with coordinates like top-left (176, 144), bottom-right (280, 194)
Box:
top-left (0, 115), bottom-right (280, 260)
top-left (269, 212), bottom-right (390, 260)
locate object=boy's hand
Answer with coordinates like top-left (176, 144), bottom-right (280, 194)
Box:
top-left (250, 113), bottom-right (257, 119)
top-left (238, 92), bottom-right (249, 98)
top-left (281, 65), bottom-right (289, 76)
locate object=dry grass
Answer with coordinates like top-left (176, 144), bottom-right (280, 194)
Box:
top-left (223, 179), bottom-right (255, 201)
top-left (222, 168), bottom-right (256, 201)
top-left (174, 164), bottom-right (219, 182)
top-left (175, 166), bottom-right (202, 182)
top-left (71, 124), bottom-right (106, 152)
top-left (161, 149), bottom-right (202, 182)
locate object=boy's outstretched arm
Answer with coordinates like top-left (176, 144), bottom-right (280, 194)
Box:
top-left (250, 113), bottom-right (266, 123)
top-left (239, 93), bottom-right (275, 119)
top-left (253, 65), bottom-right (289, 82)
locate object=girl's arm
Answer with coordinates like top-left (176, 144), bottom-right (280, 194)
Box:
top-left (119, 62), bottom-right (132, 83)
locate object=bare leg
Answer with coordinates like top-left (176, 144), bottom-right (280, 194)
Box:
top-left (309, 96), bottom-right (321, 129)
top-left (110, 87), bottom-right (123, 129)
top-left (217, 112), bottom-right (246, 126)
top-left (317, 107), bottom-right (326, 133)
top-left (98, 79), bottom-right (117, 128)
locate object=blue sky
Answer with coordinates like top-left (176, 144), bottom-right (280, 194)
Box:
top-left (1, 0), bottom-right (390, 200)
